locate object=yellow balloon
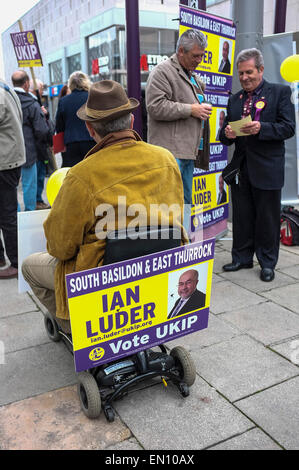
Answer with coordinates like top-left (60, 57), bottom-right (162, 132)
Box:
top-left (46, 167), bottom-right (71, 206)
top-left (280, 55), bottom-right (299, 83)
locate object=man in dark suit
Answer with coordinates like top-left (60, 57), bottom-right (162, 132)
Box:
top-left (218, 41), bottom-right (231, 74)
top-left (168, 269), bottom-right (206, 319)
top-left (220, 48), bottom-right (295, 282)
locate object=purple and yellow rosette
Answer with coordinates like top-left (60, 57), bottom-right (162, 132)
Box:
top-left (254, 98), bottom-right (267, 121)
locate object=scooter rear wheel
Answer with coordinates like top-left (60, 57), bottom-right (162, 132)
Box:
top-left (44, 313), bottom-right (61, 342)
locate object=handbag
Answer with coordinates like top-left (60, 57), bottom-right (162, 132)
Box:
top-left (222, 165), bottom-right (239, 185)
top-left (53, 132), bottom-right (66, 154)
top-left (280, 206), bottom-right (299, 246)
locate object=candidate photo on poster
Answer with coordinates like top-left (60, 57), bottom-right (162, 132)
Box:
top-left (216, 173), bottom-right (227, 205)
top-left (218, 39), bottom-right (232, 74)
top-left (167, 265), bottom-right (208, 319)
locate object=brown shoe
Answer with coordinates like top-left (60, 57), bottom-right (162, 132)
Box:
top-left (36, 202), bottom-right (51, 210)
top-left (0, 266), bottom-right (18, 279)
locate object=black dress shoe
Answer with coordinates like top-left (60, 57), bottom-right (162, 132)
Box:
top-left (260, 268), bottom-right (275, 282)
top-left (223, 261), bottom-right (253, 272)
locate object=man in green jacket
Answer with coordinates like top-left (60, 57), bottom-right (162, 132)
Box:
top-left (22, 80), bottom-right (187, 333)
top-left (0, 78), bottom-right (26, 279)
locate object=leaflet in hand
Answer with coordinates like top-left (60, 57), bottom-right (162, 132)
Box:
top-left (228, 115), bottom-right (252, 137)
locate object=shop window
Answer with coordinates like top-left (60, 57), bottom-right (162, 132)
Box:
top-left (140, 27), bottom-right (159, 55)
top-left (49, 59), bottom-right (63, 85)
top-left (67, 53), bottom-right (82, 75)
top-left (87, 25), bottom-right (177, 86)
top-left (87, 26), bottom-right (119, 81)
top-left (159, 29), bottom-right (179, 55)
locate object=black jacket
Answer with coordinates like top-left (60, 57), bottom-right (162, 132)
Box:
top-left (220, 81), bottom-right (295, 190)
top-left (55, 89), bottom-right (94, 145)
top-left (15, 90), bottom-right (50, 167)
top-left (219, 59), bottom-right (231, 74)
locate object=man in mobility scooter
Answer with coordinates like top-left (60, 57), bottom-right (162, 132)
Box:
top-left (22, 80), bottom-right (200, 420)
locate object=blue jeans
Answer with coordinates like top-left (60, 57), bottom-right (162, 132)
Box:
top-left (21, 163), bottom-right (37, 211)
top-left (175, 158), bottom-right (194, 234)
top-left (36, 160), bottom-right (46, 203)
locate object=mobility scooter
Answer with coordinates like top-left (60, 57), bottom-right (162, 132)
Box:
top-left (44, 227), bottom-right (197, 421)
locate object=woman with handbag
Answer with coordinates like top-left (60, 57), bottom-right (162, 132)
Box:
top-left (55, 71), bottom-right (95, 167)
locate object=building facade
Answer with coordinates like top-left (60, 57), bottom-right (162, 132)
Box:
top-left (2, 0), bottom-right (299, 116)
top-left (2, 0), bottom-right (181, 116)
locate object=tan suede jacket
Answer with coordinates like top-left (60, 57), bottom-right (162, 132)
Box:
top-left (146, 54), bottom-right (210, 170)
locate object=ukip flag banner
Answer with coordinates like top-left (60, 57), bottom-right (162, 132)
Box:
top-left (66, 239), bottom-right (215, 373)
top-left (10, 30), bottom-right (43, 68)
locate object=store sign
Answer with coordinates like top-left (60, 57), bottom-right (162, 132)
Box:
top-left (92, 56), bottom-right (110, 75)
top-left (10, 30), bottom-right (43, 67)
top-left (49, 84), bottom-right (64, 98)
top-left (140, 54), bottom-right (169, 72)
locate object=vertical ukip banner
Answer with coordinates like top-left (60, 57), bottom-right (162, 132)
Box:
top-left (179, 4), bottom-right (237, 239)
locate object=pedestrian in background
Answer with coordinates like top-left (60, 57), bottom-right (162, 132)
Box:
top-left (12, 70), bottom-right (49, 211)
top-left (220, 48), bottom-right (295, 282)
top-left (146, 29), bottom-right (211, 236)
top-left (0, 78), bottom-right (26, 279)
top-left (55, 71), bottom-right (95, 167)
top-left (57, 84), bottom-right (70, 168)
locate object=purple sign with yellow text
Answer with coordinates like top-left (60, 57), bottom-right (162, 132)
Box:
top-left (179, 3), bottom-right (236, 235)
top-left (10, 30), bottom-right (43, 67)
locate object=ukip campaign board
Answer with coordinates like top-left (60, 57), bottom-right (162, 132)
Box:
top-left (179, 3), bottom-right (236, 235)
top-left (10, 30), bottom-right (43, 68)
top-left (66, 239), bottom-right (215, 373)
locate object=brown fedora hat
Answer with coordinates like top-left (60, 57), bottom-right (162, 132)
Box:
top-left (77, 80), bottom-right (139, 123)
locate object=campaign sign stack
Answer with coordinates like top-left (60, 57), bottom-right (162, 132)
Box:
top-left (179, 3), bottom-right (237, 236)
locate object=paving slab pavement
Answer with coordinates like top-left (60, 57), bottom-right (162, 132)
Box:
top-left (208, 428), bottom-right (282, 450)
top-left (0, 386), bottom-right (131, 450)
top-left (113, 378), bottom-right (253, 450)
top-left (235, 376), bottom-right (299, 450)
top-left (221, 301), bottom-right (299, 345)
top-left (0, 224), bottom-right (299, 450)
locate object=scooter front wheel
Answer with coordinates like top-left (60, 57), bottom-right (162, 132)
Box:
top-left (77, 371), bottom-right (101, 419)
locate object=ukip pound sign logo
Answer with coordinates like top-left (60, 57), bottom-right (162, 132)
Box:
top-left (27, 31), bottom-right (35, 45)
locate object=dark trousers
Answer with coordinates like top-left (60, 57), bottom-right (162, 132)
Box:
top-left (0, 236), bottom-right (4, 260)
top-left (231, 162), bottom-right (281, 269)
top-left (63, 141), bottom-right (95, 167)
top-left (0, 168), bottom-right (21, 268)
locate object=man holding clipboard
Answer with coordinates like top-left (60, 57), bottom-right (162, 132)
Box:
top-left (219, 48), bottom-right (295, 282)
